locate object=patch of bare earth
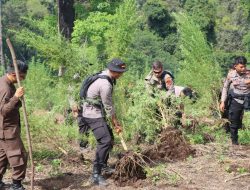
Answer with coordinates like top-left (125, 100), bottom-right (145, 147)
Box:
top-left (2, 136), bottom-right (249, 190)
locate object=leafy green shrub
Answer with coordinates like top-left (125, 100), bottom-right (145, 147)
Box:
top-left (24, 59), bottom-right (56, 110)
top-left (72, 12), bottom-right (114, 47)
top-left (13, 16), bottom-right (92, 81)
top-left (117, 79), bottom-right (182, 142)
top-left (238, 130), bottom-right (250, 145)
top-left (33, 149), bottom-right (61, 161)
top-left (22, 111), bottom-right (78, 157)
top-left (49, 159), bottom-right (62, 177)
top-left (187, 133), bottom-right (204, 144)
top-left (119, 81), bottom-right (162, 142)
top-left (35, 163), bottom-right (44, 173)
top-left (124, 30), bottom-right (178, 78)
top-left (142, 0), bottom-right (176, 38)
top-left (105, 0), bottom-right (138, 58)
top-left (145, 164), bottom-right (167, 185)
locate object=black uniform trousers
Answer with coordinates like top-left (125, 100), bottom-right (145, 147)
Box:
top-left (228, 99), bottom-right (244, 143)
top-left (83, 117), bottom-right (114, 174)
top-left (78, 116), bottom-right (90, 148)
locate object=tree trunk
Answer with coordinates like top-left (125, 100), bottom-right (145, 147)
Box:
top-left (57, 0), bottom-right (75, 76)
top-left (58, 0), bottom-right (75, 39)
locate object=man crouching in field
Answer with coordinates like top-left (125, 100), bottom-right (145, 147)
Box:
top-left (0, 61), bottom-right (28, 190)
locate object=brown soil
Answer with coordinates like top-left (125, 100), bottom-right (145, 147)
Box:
top-left (202, 132), bottom-right (215, 143)
top-left (2, 137), bottom-right (250, 190)
top-left (227, 160), bottom-right (250, 173)
top-left (143, 128), bottom-right (196, 162)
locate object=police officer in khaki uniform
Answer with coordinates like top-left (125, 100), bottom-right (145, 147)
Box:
top-left (221, 63), bottom-right (239, 133)
top-left (0, 61), bottom-right (28, 190)
top-left (81, 58), bottom-right (126, 186)
top-left (145, 61), bottom-right (175, 96)
top-left (220, 56), bottom-right (250, 145)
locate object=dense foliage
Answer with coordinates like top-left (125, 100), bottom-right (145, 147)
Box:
top-left (0, 0), bottom-right (249, 154)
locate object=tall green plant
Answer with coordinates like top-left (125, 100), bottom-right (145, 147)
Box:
top-left (105, 0), bottom-right (138, 58)
top-left (174, 12), bottom-right (221, 112)
top-left (72, 12), bottom-right (114, 48)
top-left (24, 59), bottom-right (68, 111)
top-left (12, 16), bottom-right (95, 80)
top-left (119, 80), bottom-right (162, 142)
top-left (124, 30), bottom-right (178, 78)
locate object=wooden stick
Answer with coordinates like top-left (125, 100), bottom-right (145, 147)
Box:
top-left (225, 173), bottom-right (250, 182)
top-left (168, 167), bottom-right (187, 180)
top-left (45, 136), bottom-right (68, 155)
top-left (6, 38), bottom-right (34, 190)
top-left (43, 127), bottom-right (68, 155)
top-left (119, 133), bottom-right (128, 151)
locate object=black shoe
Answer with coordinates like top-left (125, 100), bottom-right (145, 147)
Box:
top-left (223, 123), bottom-right (230, 133)
top-left (10, 183), bottom-right (25, 190)
top-left (232, 141), bottom-right (239, 145)
top-left (79, 146), bottom-right (91, 153)
top-left (91, 174), bottom-right (108, 186)
top-left (102, 165), bottom-right (115, 174)
top-left (79, 140), bottom-right (89, 149)
top-left (0, 181), bottom-right (5, 189)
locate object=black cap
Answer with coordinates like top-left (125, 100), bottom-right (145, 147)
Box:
top-left (107, 58), bottom-right (127, 73)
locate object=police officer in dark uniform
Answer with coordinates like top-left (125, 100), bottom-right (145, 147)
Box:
top-left (80, 58), bottom-right (127, 186)
top-left (220, 56), bottom-right (250, 145)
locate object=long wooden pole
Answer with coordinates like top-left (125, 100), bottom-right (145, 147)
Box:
top-left (0, 0), bottom-right (5, 73)
top-left (6, 38), bottom-right (34, 190)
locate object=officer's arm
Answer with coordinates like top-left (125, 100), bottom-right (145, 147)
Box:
top-left (100, 81), bottom-right (123, 133)
top-left (245, 78), bottom-right (250, 85)
top-left (220, 76), bottom-right (231, 112)
top-left (221, 76), bottom-right (231, 103)
top-left (165, 74), bottom-right (175, 96)
top-left (99, 81), bottom-right (115, 117)
top-left (111, 114), bottom-right (122, 134)
top-left (145, 72), bottom-right (155, 95)
top-left (0, 89), bottom-right (20, 117)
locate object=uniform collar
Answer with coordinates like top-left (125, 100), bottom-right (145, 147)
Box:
top-left (4, 74), bottom-right (13, 85)
top-left (106, 70), bottom-right (114, 79)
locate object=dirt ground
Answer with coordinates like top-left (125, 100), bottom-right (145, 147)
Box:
top-left (2, 139), bottom-right (250, 190)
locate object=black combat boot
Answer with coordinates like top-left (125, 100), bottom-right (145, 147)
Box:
top-left (0, 181), bottom-right (5, 189)
top-left (232, 141), bottom-right (239, 145)
top-left (91, 165), bottom-right (108, 186)
top-left (230, 128), bottom-right (239, 145)
top-left (102, 164), bottom-right (115, 174)
top-left (232, 138), bottom-right (239, 145)
top-left (223, 123), bottom-right (230, 133)
top-left (10, 180), bottom-right (25, 190)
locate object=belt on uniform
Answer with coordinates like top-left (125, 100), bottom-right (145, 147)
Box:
top-left (234, 97), bottom-right (245, 100)
top-left (231, 93), bottom-right (250, 100)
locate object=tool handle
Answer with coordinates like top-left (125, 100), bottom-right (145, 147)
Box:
top-left (119, 133), bottom-right (128, 151)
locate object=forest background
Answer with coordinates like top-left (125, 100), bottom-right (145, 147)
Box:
top-left (0, 0), bottom-right (250, 167)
